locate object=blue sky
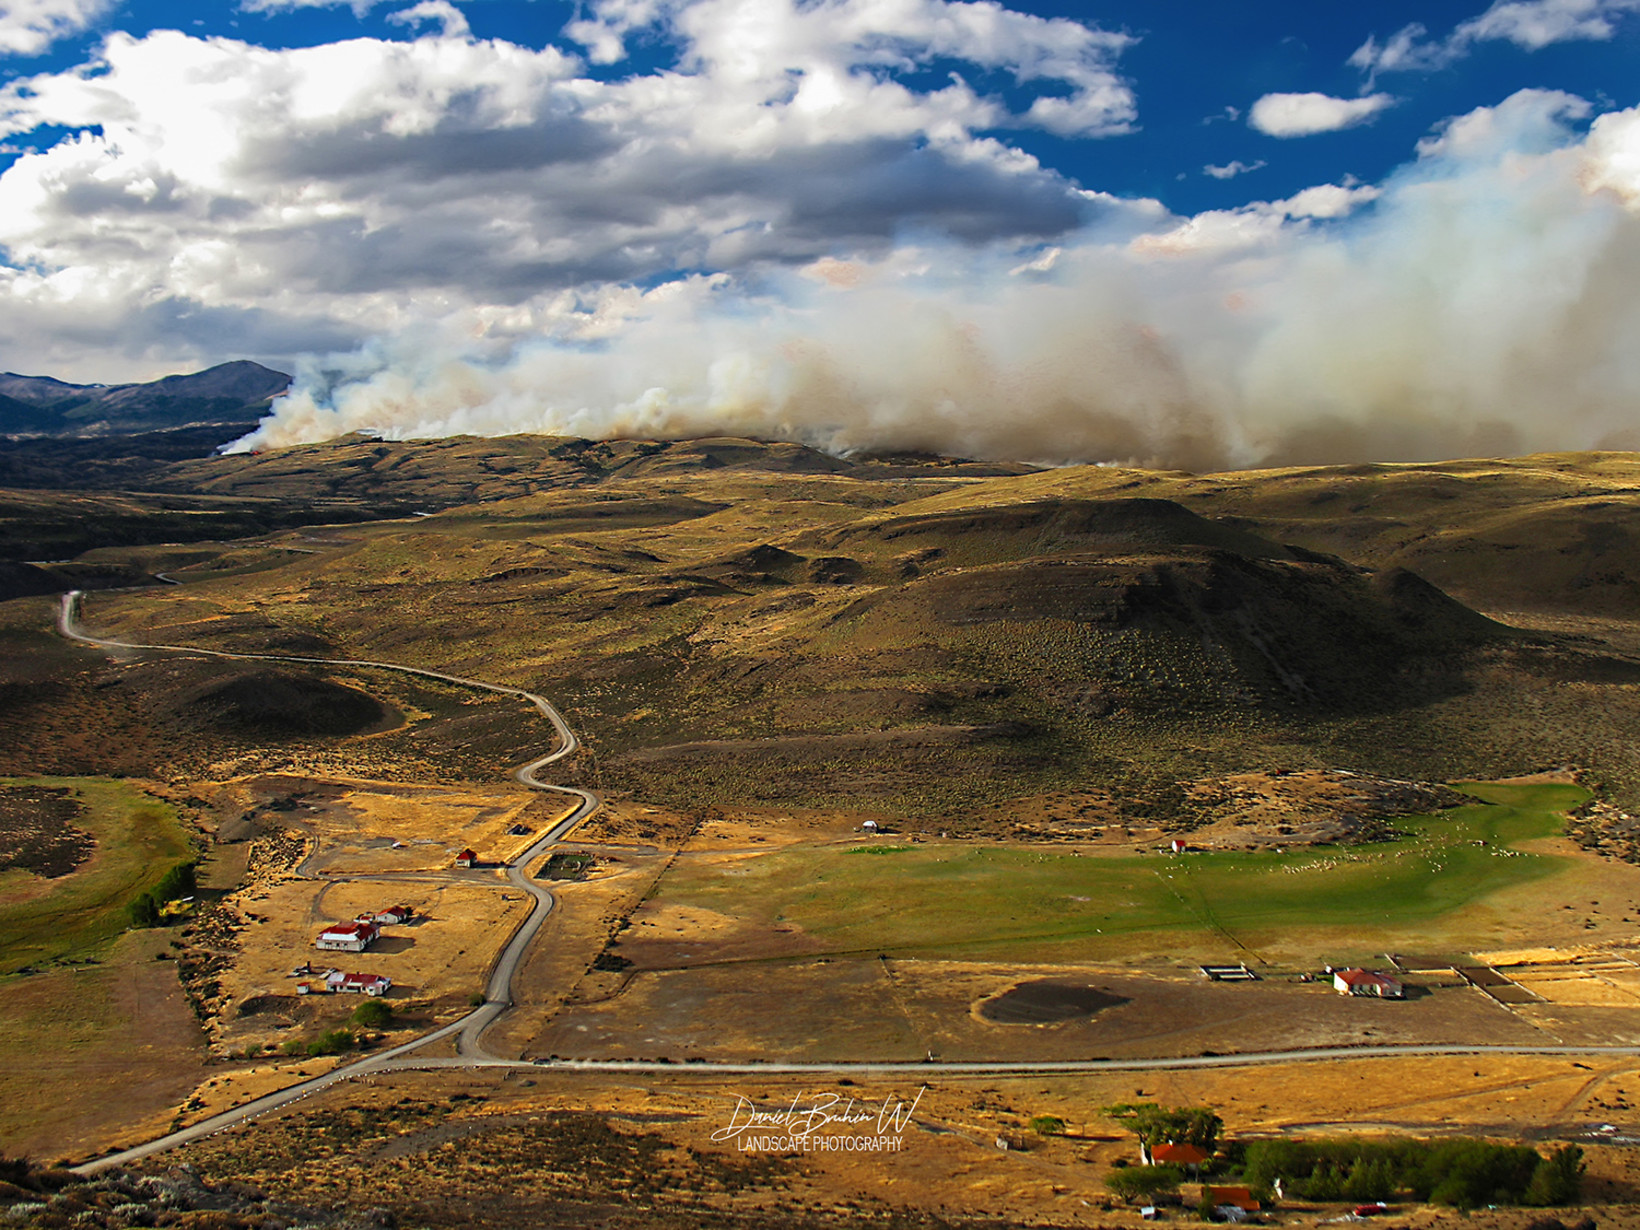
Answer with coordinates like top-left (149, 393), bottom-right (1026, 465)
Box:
top-left (0, 0), bottom-right (1638, 465)
top-left (9, 0), bottom-right (1636, 217)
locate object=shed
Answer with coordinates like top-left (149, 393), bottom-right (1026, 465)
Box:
top-left (373, 905), bottom-right (413, 925)
top-left (454, 848), bottom-right (478, 868)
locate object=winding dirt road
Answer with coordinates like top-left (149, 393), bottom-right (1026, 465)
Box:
top-left (54, 590), bottom-right (1640, 1176)
top-left (58, 589), bottom-right (598, 1171)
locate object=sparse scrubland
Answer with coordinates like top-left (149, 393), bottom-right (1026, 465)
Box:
top-left (6, 437), bottom-right (1640, 1224)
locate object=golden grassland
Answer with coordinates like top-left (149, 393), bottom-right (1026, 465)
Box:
top-left (10, 442), bottom-right (1640, 1224)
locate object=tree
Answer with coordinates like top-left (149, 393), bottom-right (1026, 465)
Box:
top-left (1525, 1146), bottom-right (1586, 1207)
top-left (128, 892), bottom-right (160, 928)
top-left (1106, 1164), bottom-right (1184, 1203)
top-left (1105, 1102), bottom-right (1223, 1162)
top-left (352, 998), bottom-right (394, 1029)
top-left (153, 861), bottom-right (197, 904)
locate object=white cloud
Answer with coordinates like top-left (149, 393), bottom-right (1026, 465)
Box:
top-left (1351, 0), bottom-right (1640, 76)
top-left (569, 0), bottom-right (1138, 137)
top-left (0, 0), bottom-right (110, 56)
top-left (386, 1), bottom-right (469, 39)
top-left (1133, 181), bottom-right (1381, 256)
top-left (1248, 92), bottom-right (1396, 138)
top-left (1203, 159), bottom-right (1265, 179)
top-left (0, 6), bottom-right (1137, 379)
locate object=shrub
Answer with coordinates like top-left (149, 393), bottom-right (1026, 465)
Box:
top-left (128, 893), bottom-right (160, 928)
top-left (1106, 1164), bottom-right (1184, 1202)
top-left (1525, 1146), bottom-right (1586, 1207)
top-left (352, 999), bottom-right (394, 1029)
top-left (152, 862), bottom-right (197, 904)
top-left (306, 1029), bottom-right (357, 1056)
top-left (1030, 1115), bottom-right (1066, 1136)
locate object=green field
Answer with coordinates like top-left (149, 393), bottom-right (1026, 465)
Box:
top-left (0, 776), bottom-right (195, 974)
top-left (653, 783), bottom-right (1586, 963)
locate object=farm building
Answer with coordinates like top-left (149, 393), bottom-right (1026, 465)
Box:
top-left (1151, 1143), bottom-right (1210, 1167)
top-left (315, 920), bottom-right (379, 952)
top-left (326, 971), bottom-right (392, 996)
top-left (1333, 967), bottom-right (1404, 998)
top-left (455, 848), bottom-right (478, 868)
top-left (372, 905), bottom-right (413, 925)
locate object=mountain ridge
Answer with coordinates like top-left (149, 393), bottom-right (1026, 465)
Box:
top-left (0, 360), bottom-right (291, 437)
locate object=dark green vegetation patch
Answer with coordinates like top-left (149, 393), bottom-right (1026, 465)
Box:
top-left (0, 784), bottom-right (93, 878)
top-left (183, 670), bottom-right (385, 738)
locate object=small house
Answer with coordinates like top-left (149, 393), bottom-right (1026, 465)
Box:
top-left (454, 848), bottom-right (478, 868)
top-left (315, 920), bottom-right (379, 952)
top-left (373, 905), bottom-right (413, 925)
top-left (1170, 839), bottom-right (1187, 854)
top-left (325, 970), bottom-right (391, 996)
top-left (1333, 968), bottom-right (1404, 998)
top-left (861, 820), bottom-right (878, 832)
top-left (1151, 1143), bottom-right (1210, 1170)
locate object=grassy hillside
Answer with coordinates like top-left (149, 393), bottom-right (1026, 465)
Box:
top-left (14, 440), bottom-right (1640, 820)
top-left (0, 776), bottom-right (194, 974)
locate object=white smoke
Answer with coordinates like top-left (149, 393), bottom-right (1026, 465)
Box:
top-left (233, 89), bottom-right (1640, 470)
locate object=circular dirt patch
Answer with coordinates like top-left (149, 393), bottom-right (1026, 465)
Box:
top-left (978, 979), bottom-right (1129, 1025)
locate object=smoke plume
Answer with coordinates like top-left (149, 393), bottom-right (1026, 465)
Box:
top-left (233, 90), bottom-right (1640, 470)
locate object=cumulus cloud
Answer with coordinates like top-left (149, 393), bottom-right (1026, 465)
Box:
top-left (1203, 159), bottom-right (1265, 179)
top-left (1352, 0), bottom-right (1640, 77)
top-left (0, 0), bottom-right (110, 56)
top-left (0, 5), bottom-right (1131, 379)
top-left (568, 0), bottom-right (1138, 137)
top-left (231, 91), bottom-right (1640, 470)
top-left (386, 1), bottom-right (469, 39)
top-left (1248, 92), bottom-right (1396, 138)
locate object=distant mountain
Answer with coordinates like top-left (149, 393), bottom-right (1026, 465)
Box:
top-left (0, 360), bottom-right (290, 437)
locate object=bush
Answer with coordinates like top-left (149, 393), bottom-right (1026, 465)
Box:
top-left (128, 892), bottom-right (160, 928)
top-left (1525, 1146), bottom-right (1586, 1207)
top-left (152, 861), bottom-right (196, 904)
top-left (352, 998), bottom-right (394, 1029)
top-left (467, 992), bottom-right (486, 1007)
top-left (1030, 1115), bottom-right (1066, 1136)
top-left (306, 1029), bottom-right (357, 1056)
top-left (1106, 1164), bottom-right (1184, 1203)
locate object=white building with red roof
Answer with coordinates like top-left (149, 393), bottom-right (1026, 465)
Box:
top-left (326, 971), bottom-right (392, 996)
top-left (315, 919), bottom-right (380, 952)
top-left (1332, 968), bottom-right (1404, 998)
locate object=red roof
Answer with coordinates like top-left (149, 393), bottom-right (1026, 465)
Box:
top-left (320, 921), bottom-right (377, 939)
top-left (456, 848), bottom-right (477, 859)
top-left (1205, 1186), bottom-right (1260, 1210)
top-left (1336, 968), bottom-right (1402, 991)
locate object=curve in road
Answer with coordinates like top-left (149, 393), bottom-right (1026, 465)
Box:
top-left (58, 590), bottom-right (598, 1172)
